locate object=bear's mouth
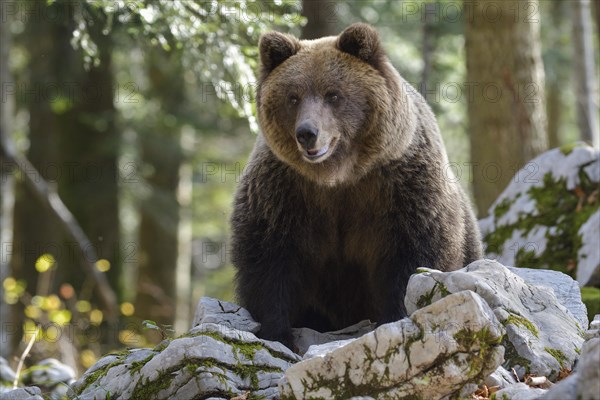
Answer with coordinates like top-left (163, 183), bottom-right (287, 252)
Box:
top-left (305, 144), bottom-right (329, 158)
top-left (302, 138), bottom-right (337, 162)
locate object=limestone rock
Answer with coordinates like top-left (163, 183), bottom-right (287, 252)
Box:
top-left (577, 337), bottom-right (600, 400)
top-left (405, 260), bottom-right (585, 379)
top-left (0, 386), bottom-right (43, 400)
top-left (541, 374), bottom-right (577, 400)
top-left (578, 210), bottom-right (600, 287)
top-left (484, 366), bottom-right (516, 389)
top-left (73, 323), bottom-right (300, 399)
top-left (192, 297), bottom-right (375, 355)
top-left (303, 339), bottom-right (357, 360)
top-left (21, 358), bottom-right (75, 387)
top-left (479, 144), bottom-right (600, 286)
top-left (492, 382), bottom-right (547, 400)
top-left (507, 266), bottom-right (589, 329)
top-left (292, 320), bottom-right (375, 356)
top-left (192, 297), bottom-right (261, 334)
top-left (279, 291), bottom-right (504, 400)
top-left (542, 337), bottom-right (600, 400)
top-left (587, 314), bottom-right (600, 340)
top-left (0, 358), bottom-right (16, 393)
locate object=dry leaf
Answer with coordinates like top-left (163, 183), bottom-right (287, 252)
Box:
top-left (230, 392), bottom-right (249, 400)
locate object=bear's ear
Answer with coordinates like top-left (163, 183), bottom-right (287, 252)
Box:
top-left (259, 32), bottom-right (300, 75)
top-left (337, 23), bottom-right (384, 68)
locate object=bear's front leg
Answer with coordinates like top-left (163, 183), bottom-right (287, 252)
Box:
top-left (235, 259), bottom-right (297, 350)
top-left (375, 261), bottom-right (412, 325)
top-left (374, 238), bottom-right (435, 325)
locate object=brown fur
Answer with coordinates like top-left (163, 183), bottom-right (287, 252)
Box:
top-left (232, 24), bottom-right (482, 348)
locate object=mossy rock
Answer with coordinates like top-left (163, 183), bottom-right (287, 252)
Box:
top-left (72, 323), bottom-right (300, 399)
top-left (480, 144), bottom-right (600, 286)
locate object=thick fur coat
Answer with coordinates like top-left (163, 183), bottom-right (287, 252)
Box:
top-left (231, 24), bottom-right (482, 348)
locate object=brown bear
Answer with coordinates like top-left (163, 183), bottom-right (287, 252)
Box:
top-left (231, 23), bottom-right (482, 349)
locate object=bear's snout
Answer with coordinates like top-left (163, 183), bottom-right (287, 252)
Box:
top-left (295, 122), bottom-right (318, 150)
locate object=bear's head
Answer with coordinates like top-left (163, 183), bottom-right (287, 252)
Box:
top-left (256, 23), bottom-right (417, 186)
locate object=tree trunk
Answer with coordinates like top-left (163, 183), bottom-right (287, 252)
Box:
top-left (465, 0), bottom-right (548, 217)
top-left (0, 0), bottom-right (16, 358)
top-left (11, 1), bottom-right (63, 301)
top-left (10, 0), bottom-right (67, 355)
top-left (546, 0), bottom-right (569, 148)
top-left (572, 0), bottom-right (600, 148)
top-left (134, 47), bottom-right (186, 328)
top-left (594, 0), bottom-right (600, 45)
top-left (174, 134), bottom-right (193, 334)
top-left (301, 0), bottom-right (339, 39)
top-left (55, 8), bottom-right (121, 301)
top-left (546, 85), bottom-right (562, 149)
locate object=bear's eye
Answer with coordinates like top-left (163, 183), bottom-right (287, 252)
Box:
top-left (288, 95), bottom-right (299, 106)
top-left (325, 92), bottom-right (340, 104)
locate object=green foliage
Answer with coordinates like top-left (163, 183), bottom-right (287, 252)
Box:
top-left (70, 0), bottom-right (304, 132)
top-left (581, 287), bottom-right (600, 323)
top-left (142, 320), bottom-right (174, 340)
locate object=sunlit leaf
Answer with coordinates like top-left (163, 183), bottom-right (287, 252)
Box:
top-left (3, 277), bottom-right (16, 290)
top-left (90, 309), bottom-right (103, 325)
top-left (42, 295), bottom-right (61, 311)
top-left (31, 295), bottom-right (43, 307)
top-left (4, 292), bottom-right (18, 305)
top-left (81, 349), bottom-right (97, 369)
top-left (24, 305), bottom-right (41, 320)
top-left (35, 254), bottom-right (56, 273)
top-left (49, 310), bottom-right (72, 326)
top-left (23, 320), bottom-right (42, 342)
top-left (95, 259), bottom-right (111, 272)
top-left (76, 300), bottom-right (92, 313)
top-left (120, 302), bottom-right (135, 316)
top-left (142, 320), bottom-right (160, 331)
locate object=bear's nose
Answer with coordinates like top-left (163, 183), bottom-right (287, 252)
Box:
top-left (295, 123), bottom-right (318, 149)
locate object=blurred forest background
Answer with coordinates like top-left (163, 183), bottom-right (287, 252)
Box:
top-left (0, 0), bottom-right (598, 374)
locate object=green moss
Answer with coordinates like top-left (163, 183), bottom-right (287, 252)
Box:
top-left (180, 329), bottom-right (296, 362)
top-left (559, 142), bottom-right (583, 155)
top-left (131, 356), bottom-right (282, 398)
top-left (284, 360), bottom-right (421, 400)
top-left (401, 323), bottom-right (425, 367)
top-left (545, 347), bottom-right (568, 368)
top-left (416, 281), bottom-right (450, 308)
top-left (153, 340), bottom-right (170, 353)
top-left (132, 368), bottom-right (174, 399)
top-left (453, 327), bottom-right (503, 378)
top-left (128, 353), bottom-right (156, 375)
top-left (76, 357), bottom-right (125, 394)
top-left (502, 339), bottom-right (531, 374)
top-left (503, 313), bottom-right (539, 338)
top-left (581, 287), bottom-right (600, 323)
